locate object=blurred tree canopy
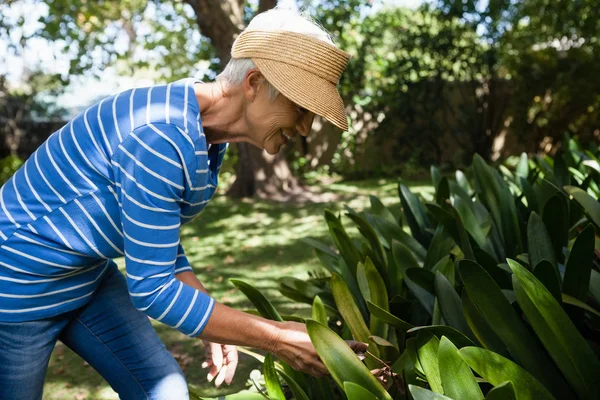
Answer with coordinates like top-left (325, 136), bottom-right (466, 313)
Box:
top-left (0, 0), bottom-right (598, 183)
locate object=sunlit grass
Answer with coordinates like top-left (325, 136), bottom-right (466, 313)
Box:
top-left (43, 178), bottom-right (433, 399)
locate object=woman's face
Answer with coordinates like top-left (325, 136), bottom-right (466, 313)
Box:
top-left (243, 71), bottom-right (315, 155)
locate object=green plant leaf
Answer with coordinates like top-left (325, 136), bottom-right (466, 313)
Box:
top-left (347, 212), bottom-right (388, 272)
top-left (263, 354), bottom-right (285, 400)
top-left (416, 332), bottom-right (443, 394)
top-left (364, 258), bottom-right (390, 338)
top-left (357, 261), bottom-right (371, 303)
top-left (532, 260), bottom-right (562, 303)
top-left (302, 237), bottom-right (338, 258)
top-left (370, 216), bottom-right (427, 259)
top-left (431, 255), bottom-right (454, 285)
top-left (562, 294), bottom-right (600, 317)
top-left (343, 381), bottom-right (380, 400)
top-left (459, 347), bottom-right (555, 400)
top-left (331, 274), bottom-right (371, 344)
top-left (459, 260), bottom-right (567, 395)
top-left (431, 165), bottom-right (442, 189)
top-left (516, 153), bottom-right (529, 179)
top-left (554, 156), bottom-right (571, 188)
top-left (306, 320), bottom-right (393, 400)
top-left (485, 381), bottom-right (516, 400)
top-left (409, 385), bottom-right (453, 400)
top-left (509, 259), bottom-right (600, 399)
top-left (369, 195), bottom-right (397, 225)
top-left (278, 277), bottom-right (323, 305)
top-left (312, 295), bottom-right (328, 325)
top-left (461, 291), bottom-right (509, 357)
top-left (456, 170), bottom-right (473, 196)
top-left (563, 224), bottom-right (595, 302)
top-left (405, 268), bottom-right (436, 315)
top-left (435, 272), bottom-right (477, 342)
top-left (277, 369), bottom-right (310, 400)
top-left (454, 196), bottom-right (488, 249)
top-left (427, 203), bottom-right (475, 260)
top-left (564, 186), bottom-right (600, 229)
top-left (473, 248), bottom-right (512, 289)
top-left (436, 177), bottom-right (450, 206)
top-left (423, 226), bottom-right (456, 270)
top-left (399, 183), bottom-right (432, 246)
top-left (438, 336), bottom-right (483, 400)
top-left (542, 195), bottom-right (568, 264)
top-left (519, 176), bottom-right (539, 213)
top-left (325, 210), bottom-right (362, 276)
top-left (527, 212), bottom-right (558, 273)
top-left (230, 279), bottom-right (283, 322)
top-left (472, 154), bottom-right (523, 256)
top-left (408, 325), bottom-right (477, 349)
top-left (367, 301), bottom-right (413, 331)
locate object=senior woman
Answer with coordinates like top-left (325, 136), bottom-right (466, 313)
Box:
top-left (0, 8), bottom-right (363, 400)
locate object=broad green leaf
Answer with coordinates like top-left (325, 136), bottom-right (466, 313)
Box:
top-left (408, 325), bottom-right (477, 349)
top-left (435, 272), bottom-right (476, 342)
top-left (461, 291), bottom-right (509, 357)
top-left (509, 259), bottom-right (600, 399)
top-left (564, 186), bottom-right (600, 229)
top-left (456, 170), bottom-right (473, 195)
top-left (532, 260), bottom-right (562, 303)
top-left (562, 294), bottom-right (600, 317)
top-left (363, 258), bottom-right (389, 339)
top-left (459, 347), bottom-right (555, 400)
top-left (516, 153), bottom-right (529, 179)
top-left (426, 203), bottom-right (475, 260)
top-left (263, 354), bottom-right (285, 400)
top-left (343, 382), bottom-right (379, 400)
top-left (423, 226), bottom-right (456, 270)
top-left (459, 260), bottom-right (567, 394)
top-left (563, 224), bottom-right (594, 302)
top-left (473, 248), bottom-right (512, 289)
top-left (554, 156), bottom-right (570, 188)
top-left (230, 279), bottom-right (283, 322)
top-left (472, 154), bottom-right (523, 256)
top-left (331, 274), bottom-right (371, 345)
top-left (278, 277), bottom-right (322, 304)
top-left (306, 320), bottom-right (393, 400)
top-left (431, 255), bottom-right (454, 285)
top-left (301, 237), bottom-right (337, 258)
top-left (438, 337), bottom-right (483, 400)
top-left (277, 369), bottom-right (310, 400)
top-left (409, 385), bottom-right (453, 400)
top-left (312, 295), bottom-right (327, 325)
top-left (405, 268), bottom-right (436, 315)
top-left (390, 240), bottom-right (419, 297)
top-left (369, 195), bottom-right (397, 225)
top-left (436, 177), bottom-right (450, 206)
top-left (370, 216), bottom-right (427, 259)
top-left (357, 262), bottom-right (371, 303)
top-left (399, 183), bottom-right (432, 246)
top-left (519, 176), bottom-right (539, 213)
top-left (485, 381), bottom-right (516, 400)
top-left (542, 195), bottom-right (568, 264)
top-left (347, 212), bottom-right (388, 271)
top-left (454, 197), bottom-right (488, 249)
top-left (416, 332), bottom-right (443, 394)
top-left (431, 165), bottom-right (442, 189)
top-left (391, 337), bottom-right (422, 385)
top-left (325, 210), bottom-right (362, 276)
top-left (527, 212), bottom-right (558, 273)
top-left (590, 270), bottom-right (600, 304)
top-left (367, 301), bottom-right (413, 331)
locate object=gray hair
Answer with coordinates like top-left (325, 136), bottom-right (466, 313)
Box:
top-left (217, 8), bottom-right (334, 102)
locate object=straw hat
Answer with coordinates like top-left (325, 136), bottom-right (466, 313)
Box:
top-left (231, 30), bottom-right (351, 131)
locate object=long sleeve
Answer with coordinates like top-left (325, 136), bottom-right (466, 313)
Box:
top-left (111, 123), bottom-right (214, 337)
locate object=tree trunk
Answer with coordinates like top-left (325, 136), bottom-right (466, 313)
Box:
top-left (185, 0), bottom-right (302, 199)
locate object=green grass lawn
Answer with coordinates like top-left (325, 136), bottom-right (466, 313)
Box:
top-left (43, 178), bottom-right (434, 399)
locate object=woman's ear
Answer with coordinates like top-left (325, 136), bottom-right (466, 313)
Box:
top-left (242, 69), bottom-right (264, 102)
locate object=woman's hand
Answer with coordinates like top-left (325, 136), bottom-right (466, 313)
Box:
top-left (201, 341), bottom-right (238, 387)
top-left (271, 321), bottom-right (368, 378)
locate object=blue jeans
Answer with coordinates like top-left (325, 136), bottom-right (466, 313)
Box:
top-left (0, 267), bottom-right (189, 400)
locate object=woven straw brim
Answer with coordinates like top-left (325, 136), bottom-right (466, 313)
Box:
top-left (252, 58), bottom-right (348, 131)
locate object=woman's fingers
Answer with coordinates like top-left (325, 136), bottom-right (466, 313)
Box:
top-left (207, 343), bottom-right (224, 382)
top-left (224, 346), bottom-right (238, 385)
top-left (214, 364), bottom-right (228, 387)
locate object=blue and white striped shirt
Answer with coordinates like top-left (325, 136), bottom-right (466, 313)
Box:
top-left (0, 78), bottom-right (227, 337)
